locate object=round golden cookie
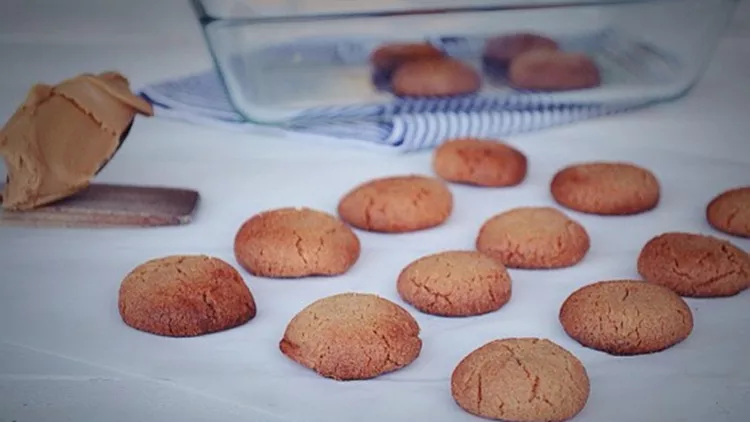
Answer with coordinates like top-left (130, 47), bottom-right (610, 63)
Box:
top-left (508, 50), bottom-right (601, 91)
top-left (391, 58), bottom-right (482, 97)
top-left (279, 293), bottom-right (422, 380)
top-left (706, 186), bottom-right (750, 238)
top-left (559, 280), bottom-right (694, 355)
top-left (337, 175), bottom-right (453, 233)
top-left (476, 207), bottom-right (590, 269)
top-left (637, 232), bottom-right (750, 298)
top-left (432, 138), bottom-right (528, 187)
top-left (397, 250), bottom-right (512, 317)
top-left (118, 255), bottom-right (256, 337)
top-left (551, 161), bottom-right (660, 215)
top-left (483, 32), bottom-right (559, 65)
top-left (233, 207), bottom-right (360, 278)
top-left (370, 42), bottom-right (444, 72)
top-left (451, 338), bottom-right (590, 422)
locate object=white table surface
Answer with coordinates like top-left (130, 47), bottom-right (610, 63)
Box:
top-left (1, 1), bottom-right (750, 422)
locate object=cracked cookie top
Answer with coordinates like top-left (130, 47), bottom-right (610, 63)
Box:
top-left (279, 292), bottom-right (422, 381)
top-left (637, 231), bottom-right (750, 297)
top-left (559, 279), bottom-right (694, 356)
top-left (550, 161), bottom-right (660, 215)
top-left (118, 255), bottom-right (256, 337)
top-left (432, 138), bottom-right (528, 188)
top-left (476, 207), bottom-right (590, 269)
top-left (337, 174), bottom-right (453, 233)
top-left (233, 207), bottom-right (361, 278)
top-left (706, 186), bottom-right (750, 238)
top-left (451, 337), bottom-right (590, 422)
top-left (397, 250), bottom-right (512, 317)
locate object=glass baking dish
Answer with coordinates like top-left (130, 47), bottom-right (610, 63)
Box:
top-left (191, 0), bottom-right (739, 125)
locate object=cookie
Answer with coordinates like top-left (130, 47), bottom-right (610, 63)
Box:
top-left (559, 280), bottom-right (694, 355)
top-left (508, 50), bottom-right (601, 91)
top-left (391, 58), bottom-right (482, 97)
top-left (337, 175), bottom-right (453, 233)
top-left (637, 232), bottom-right (750, 297)
top-left (118, 255), bottom-right (256, 337)
top-left (550, 161), bottom-right (660, 215)
top-left (397, 250), bottom-right (512, 317)
top-left (432, 138), bottom-right (528, 187)
top-left (370, 42), bottom-right (444, 73)
top-left (233, 207), bottom-right (360, 278)
top-left (476, 207), bottom-right (590, 269)
top-left (279, 293), bottom-right (422, 380)
top-left (451, 338), bottom-right (590, 422)
top-left (706, 186), bottom-right (750, 238)
top-left (483, 33), bottom-right (559, 66)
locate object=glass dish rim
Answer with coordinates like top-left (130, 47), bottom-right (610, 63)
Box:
top-left (190, 0), bottom-right (677, 23)
top-left (189, 0), bottom-right (738, 125)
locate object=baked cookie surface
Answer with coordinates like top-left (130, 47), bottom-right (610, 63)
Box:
top-left (391, 58), bottom-right (481, 97)
top-left (508, 50), bottom-right (601, 91)
top-left (559, 279), bottom-right (693, 355)
top-left (550, 161), bottom-right (660, 215)
top-left (233, 207), bottom-right (360, 278)
top-left (451, 337), bottom-right (590, 422)
top-left (432, 138), bottom-right (528, 187)
top-left (370, 42), bottom-right (444, 72)
top-left (706, 186), bottom-right (750, 238)
top-left (118, 255), bottom-right (256, 337)
top-left (637, 231), bottom-right (750, 297)
top-left (476, 207), bottom-right (590, 269)
top-left (483, 33), bottom-right (559, 65)
top-left (397, 250), bottom-right (512, 317)
top-left (337, 175), bottom-right (453, 233)
top-left (279, 293), bottom-right (422, 380)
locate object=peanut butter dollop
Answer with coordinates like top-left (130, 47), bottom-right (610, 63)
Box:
top-left (0, 71), bottom-right (153, 210)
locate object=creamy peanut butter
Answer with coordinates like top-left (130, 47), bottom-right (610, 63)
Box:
top-left (0, 72), bottom-right (153, 211)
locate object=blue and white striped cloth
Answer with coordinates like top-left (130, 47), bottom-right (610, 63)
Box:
top-left (139, 30), bottom-right (670, 152)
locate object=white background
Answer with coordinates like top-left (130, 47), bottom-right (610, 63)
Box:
top-left (0, 1), bottom-right (749, 421)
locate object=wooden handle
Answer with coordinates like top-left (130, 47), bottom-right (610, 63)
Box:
top-left (0, 183), bottom-right (200, 228)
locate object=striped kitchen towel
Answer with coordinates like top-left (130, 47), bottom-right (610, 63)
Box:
top-left (139, 30), bottom-right (677, 152)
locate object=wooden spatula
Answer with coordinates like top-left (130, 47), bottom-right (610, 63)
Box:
top-left (0, 183), bottom-right (200, 228)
